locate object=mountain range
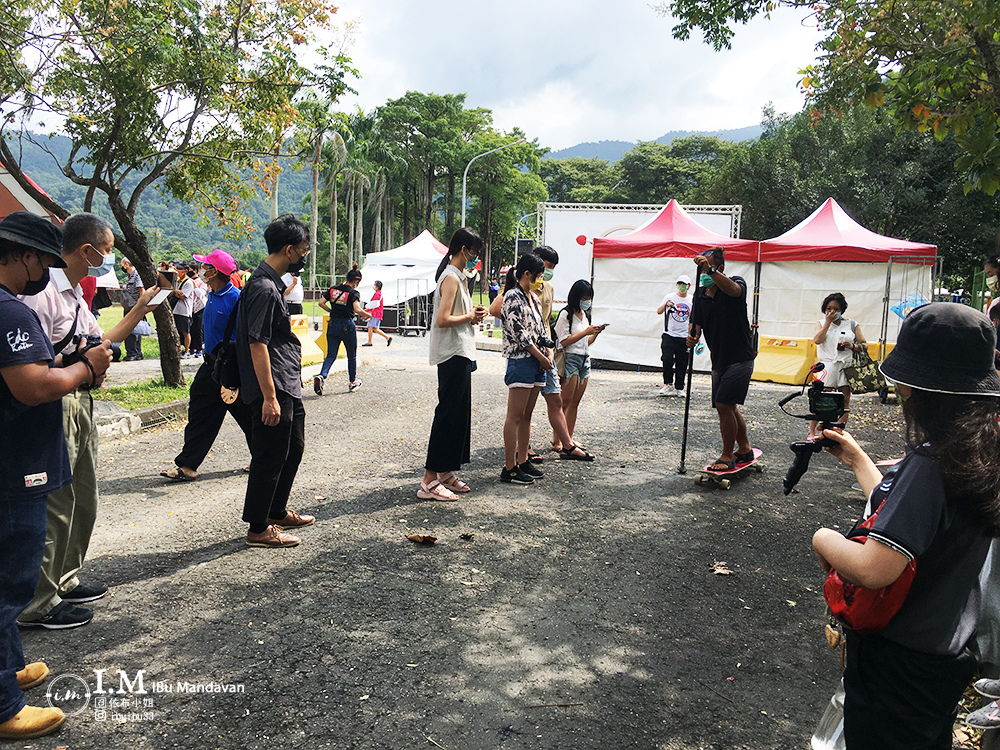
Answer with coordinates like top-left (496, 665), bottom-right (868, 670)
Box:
top-left (545, 124), bottom-right (764, 161)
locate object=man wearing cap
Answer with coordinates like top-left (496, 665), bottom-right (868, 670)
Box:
top-left (172, 260), bottom-right (195, 356)
top-left (161, 250), bottom-right (252, 481)
top-left (0, 212), bottom-right (113, 739)
top-left (687, 247), bottom-right (757, 472)
top-left (120, 258), bottom-right (144, 361)
top-left (18, 213), bottom-right (157, 630)
top-left (656, 274), bottom-right (693, 397)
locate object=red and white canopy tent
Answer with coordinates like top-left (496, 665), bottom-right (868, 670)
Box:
top-left (590, 199), bottom-right (758, 370)
top-left (0, 163), bottom-right (60, 221)
top-left (756, 198), bottom-right (937, 349)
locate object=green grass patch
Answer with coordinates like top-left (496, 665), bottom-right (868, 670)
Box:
top-left (92, 378), bottom-right (189, 410)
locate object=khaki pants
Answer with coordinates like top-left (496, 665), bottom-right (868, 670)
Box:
top-left (20, 391), bottom-right (98, 620)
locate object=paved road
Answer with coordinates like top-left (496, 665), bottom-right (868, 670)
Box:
top-left (21, 335), bottom-right (907, 749)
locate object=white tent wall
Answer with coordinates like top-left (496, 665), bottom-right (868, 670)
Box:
top-left (355, 265), bottom-right (436, 308)
top-left (590, 257), bottom-right (756, 370)
top-left (755, 261), bottom-right (933, 344)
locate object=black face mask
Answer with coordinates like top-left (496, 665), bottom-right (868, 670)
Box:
top-left (287, 258), bottom-right (306, 274)
top-left (21, 264), bottom-right (50, 296)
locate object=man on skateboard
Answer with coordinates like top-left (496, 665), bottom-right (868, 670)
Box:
top-left (687, 246), bottom-right (757, 472)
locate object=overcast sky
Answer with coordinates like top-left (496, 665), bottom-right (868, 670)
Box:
top-left (331, 0), bottom-right (824, 151)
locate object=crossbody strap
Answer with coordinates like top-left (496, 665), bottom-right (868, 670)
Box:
top-left (53, 303), bottom-right (80, 356)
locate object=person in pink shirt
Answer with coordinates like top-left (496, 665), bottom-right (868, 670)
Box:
top-left (362, 280), bottom-right (392, 347)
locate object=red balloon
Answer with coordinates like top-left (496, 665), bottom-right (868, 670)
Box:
top-left (576, 234), bottom-right (587, 245)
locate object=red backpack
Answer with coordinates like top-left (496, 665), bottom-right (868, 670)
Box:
top-left (823, 499), bottom-right (917, 634)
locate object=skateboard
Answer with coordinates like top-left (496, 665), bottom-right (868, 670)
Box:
top-left (694, 448), bottom-right (763, 489)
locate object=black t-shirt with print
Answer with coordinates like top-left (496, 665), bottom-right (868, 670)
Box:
top-left (690, 275), bottom-right (755, 371)
top-left (0, 287), bottom-right (71, 496)
top-left (864, 449), bottom-right (992, 655)
top-left (324, 284), bottom-right (360, 319)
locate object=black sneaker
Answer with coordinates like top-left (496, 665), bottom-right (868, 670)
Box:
top-left (500, 466), bottom-right (534, 485)
top-left (61, 581), bottom-right (108, 603)
top-left (519, 461), bottom-right (543, 479)
top-left (18, 601), bottom-right (93, 630)
top-left (313, 375), bottom-right (324, 396)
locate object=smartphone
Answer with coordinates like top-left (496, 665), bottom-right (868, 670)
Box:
top-left (149, 288), bottom-right (172, 306)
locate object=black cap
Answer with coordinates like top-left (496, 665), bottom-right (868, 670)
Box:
top-left (0, 212), bottom-right (66, 267)
top-left (880, 302), bottom-right (1000, 396)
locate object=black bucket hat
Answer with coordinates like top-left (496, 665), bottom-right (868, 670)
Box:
top-left (880, 302), bottom-right (1000, 396)
top-left (0, 212), bottom-right (66, 267)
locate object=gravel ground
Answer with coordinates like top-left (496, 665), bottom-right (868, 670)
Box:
top-left (19, 335), bottom-right (908, 750)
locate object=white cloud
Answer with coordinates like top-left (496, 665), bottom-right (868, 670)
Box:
top-left (332, 0), bottom-right (823, 149)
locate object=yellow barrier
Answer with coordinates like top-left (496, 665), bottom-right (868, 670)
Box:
top-left (752, 337), bottom-right (895, 386)
top-left (292, 314), bottom-right (326, 366)
top-left (752, 337), bottom-right (817, 385)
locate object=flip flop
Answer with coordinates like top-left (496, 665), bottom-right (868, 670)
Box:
top-left (734, 450), bottom-right (755, 465)
top-left (160, 468), bottom-right (196, 481)
top-left (437, 472), bottom-right (471, 493)
top-left (526, 450), bottom-right (544, 464)
top-left (707, 458), bottom-right (736, 472)
top-left (559, 445), bottom-right (594, 461)
top-left (416, 479), bottom-right (459, 502)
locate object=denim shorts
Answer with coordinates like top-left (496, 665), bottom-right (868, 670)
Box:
top-left (563, 352), bottom-right (591, 380)
top-left (369, 317), bottom-right (381, 328)
top-left (541, 365), bottom-right (561, 395)
top-left (505, 356), bottom-right (545, 389)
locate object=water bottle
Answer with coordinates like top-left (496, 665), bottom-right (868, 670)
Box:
top-left (811, 678), bottom-right (846, 750)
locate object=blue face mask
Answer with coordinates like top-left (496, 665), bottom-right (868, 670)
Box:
top-left (699, 274), bottom-right (714, 288)
top-left (88, 253), bottom-right (117, 278)
top-left (580, 299), bottom-right (592, 311)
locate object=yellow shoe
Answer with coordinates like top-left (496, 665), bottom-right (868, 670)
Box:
top-left (16, 662), bottom-right (49, 690)
top-left (0, 705), bottom-right (65, 739)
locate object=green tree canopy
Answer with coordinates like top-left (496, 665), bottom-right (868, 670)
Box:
top-left (0, 0), bottom-right (347, 384)
top-left (657, 0), bottom-right (1000, 193)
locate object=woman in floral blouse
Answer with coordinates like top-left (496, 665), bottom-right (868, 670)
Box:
top-left (500, 253), bottom-right (551, 485)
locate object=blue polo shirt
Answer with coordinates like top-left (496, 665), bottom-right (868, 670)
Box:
top-left (204, 282), bottom-right (240, 356)
top-left (0, 286), bottom-right (71, 496)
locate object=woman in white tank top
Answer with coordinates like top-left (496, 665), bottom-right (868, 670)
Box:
top-left (418, 228), bottom-right (488, 501)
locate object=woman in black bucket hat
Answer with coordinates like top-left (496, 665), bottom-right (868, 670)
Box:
top-left (812, 302), bottom-right (1000, 749)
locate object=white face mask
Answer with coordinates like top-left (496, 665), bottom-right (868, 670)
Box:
top-left (87, 252), bottom-right (117, 278)
top-left (580, 299), bottom-right (592, 311)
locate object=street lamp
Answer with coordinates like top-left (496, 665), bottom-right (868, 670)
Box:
top-left (461, 138), bottom-right (526, 227)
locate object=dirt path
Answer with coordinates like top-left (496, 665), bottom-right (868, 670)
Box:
top-left (21, 337), bottom-right (905, 749)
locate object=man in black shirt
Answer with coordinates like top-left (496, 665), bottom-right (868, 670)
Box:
top-left (687, 247), bottom-right (756, 471)
top-left (236, 214), bottom-right (315, 548)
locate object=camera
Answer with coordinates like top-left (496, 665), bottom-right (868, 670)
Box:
top-left (538, 336), bottom-right (556, 350)
top-left (779, 364), bottom-right (848, 495)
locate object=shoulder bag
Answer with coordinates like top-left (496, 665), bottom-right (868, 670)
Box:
top-left (823, 499), bottom-right (916, 633)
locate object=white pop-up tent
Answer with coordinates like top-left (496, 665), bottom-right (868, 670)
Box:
top-left (590, 200), bottom-right (759, 370)
top-left (356, 230), bottom-right (448, 306)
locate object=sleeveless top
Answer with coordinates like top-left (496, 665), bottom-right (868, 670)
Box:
top-left (429, 264), bottom-right (476, 366)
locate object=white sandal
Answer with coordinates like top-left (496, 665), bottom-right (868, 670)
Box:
top-left (416, 479), bottom-right (458, 502)
top-left (437, 472), bottom-right (470, 493)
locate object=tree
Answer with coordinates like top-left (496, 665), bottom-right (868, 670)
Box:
top-left (540, 157), bottom-right (616, 203)
top-left (0, 0), bottom-right (346, 384)
top-left (700, 105), bottom-right (1000, 285)
top-left (658, 0), bottom-right (1000, 194)
top-left (615, 136), bottom-right (734, 203)
top-left (465, 132), bottom-right (548, 276)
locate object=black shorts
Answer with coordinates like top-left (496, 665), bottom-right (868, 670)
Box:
top-left (711, 359), bottom-right (754, 407)
top-left (173, 314), bottom-right (191, 335)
